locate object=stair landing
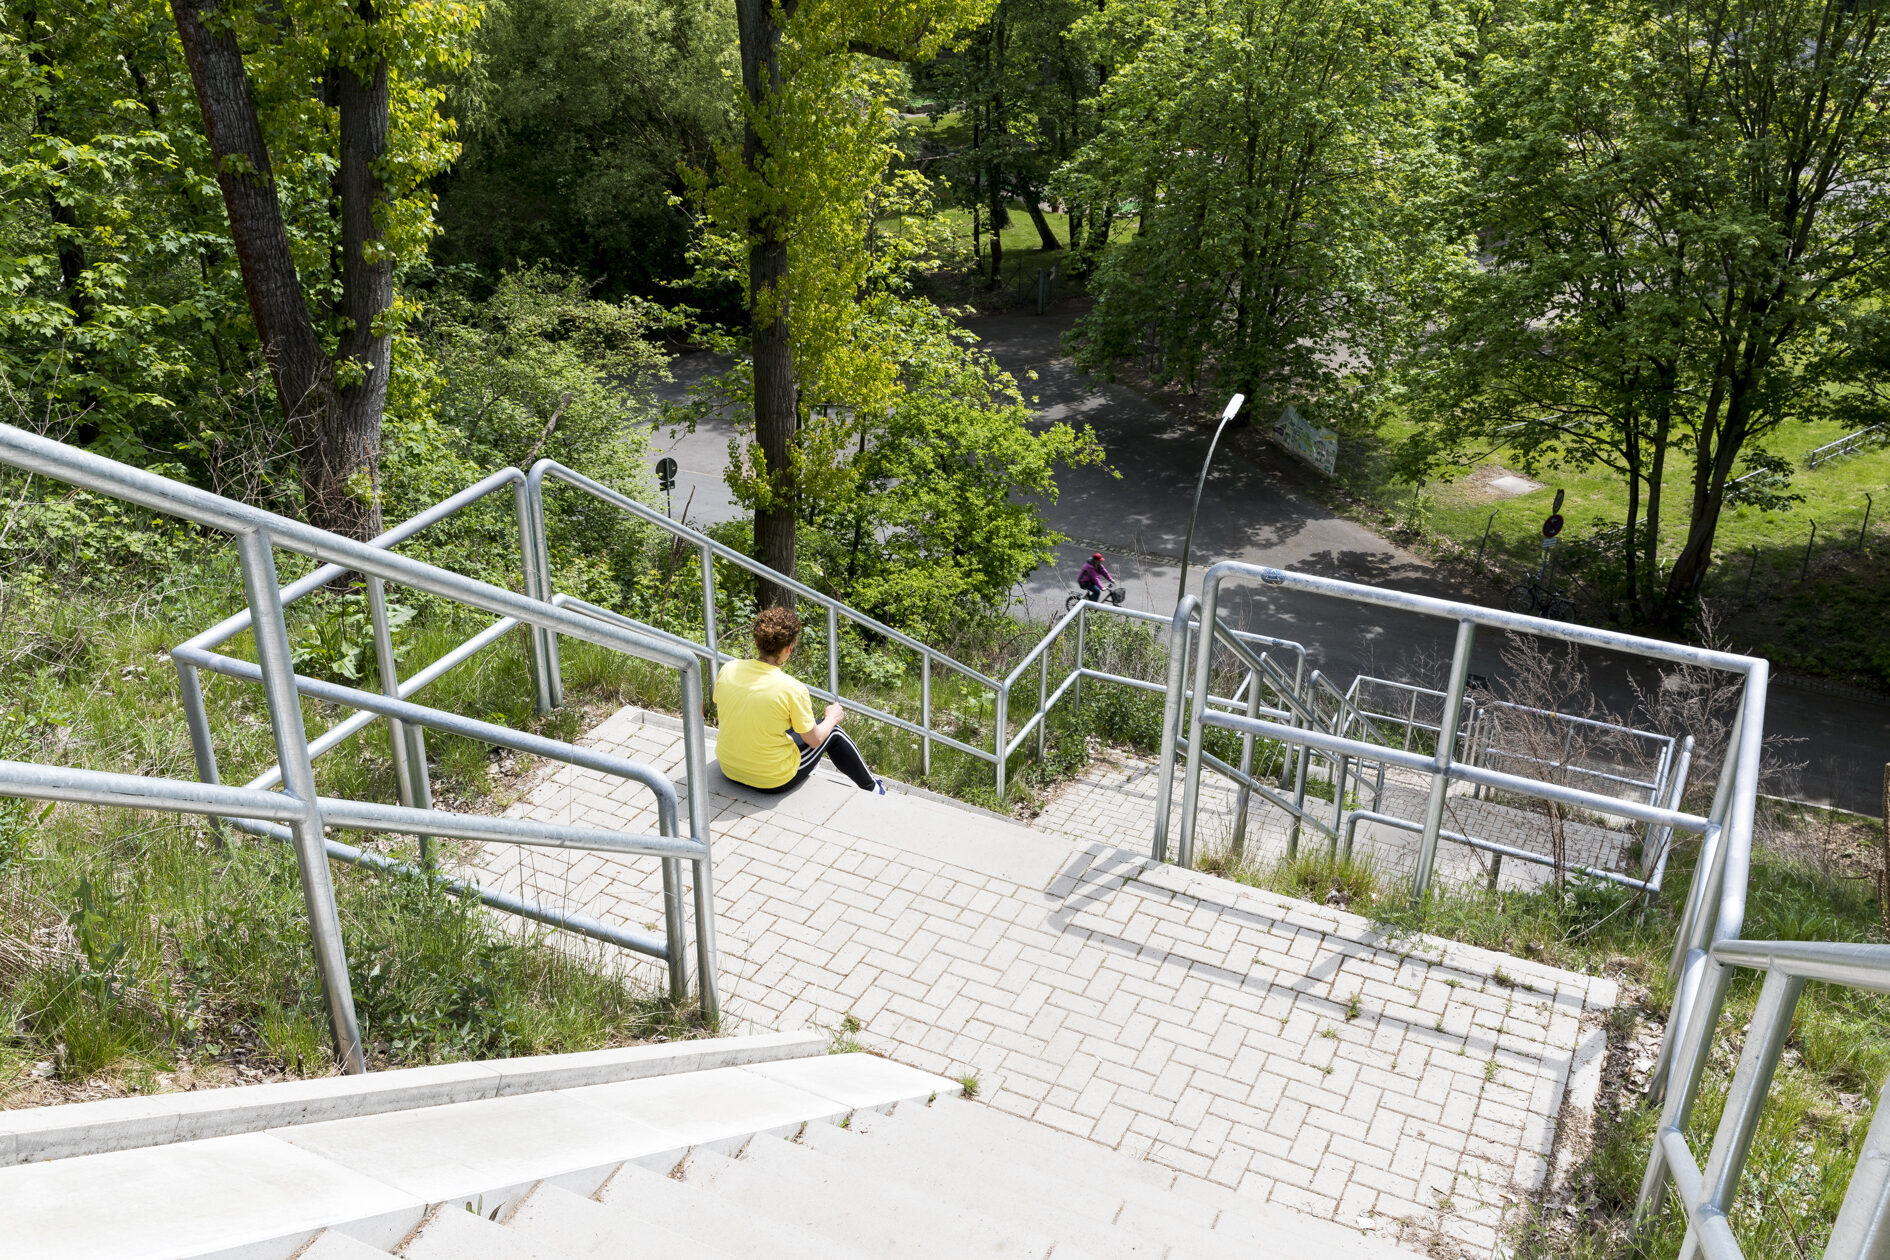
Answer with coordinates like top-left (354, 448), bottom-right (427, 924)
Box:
top-left (473, 706), bottom-right (1618, 1257)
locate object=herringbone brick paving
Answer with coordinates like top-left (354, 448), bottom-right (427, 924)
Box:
top-left (471, 706), bottom-right (1617, 1257)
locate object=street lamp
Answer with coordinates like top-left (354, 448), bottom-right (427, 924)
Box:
top-left (1176, 393), bottom-right (1246, 606)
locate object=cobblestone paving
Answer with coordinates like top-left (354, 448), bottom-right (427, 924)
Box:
top-left (1032, 747), bottom-right (1645, 894)
top-left (472, 707), bottom-right (1617, 1257)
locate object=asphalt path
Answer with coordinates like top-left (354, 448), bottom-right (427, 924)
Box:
top-left (637, 311), bottom-right (1890, 815)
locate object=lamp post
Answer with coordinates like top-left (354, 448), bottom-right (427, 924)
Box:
top-left (1176, 393), bottom-right (1246, 606)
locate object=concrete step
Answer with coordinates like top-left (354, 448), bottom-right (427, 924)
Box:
top-left (795, 1102), bottom-right (1234, 1258)
top-left (680, 1129), bottom-right (1070, 1258)
top-left (596, 1163), bottom-right (875, 1259)
top-left (296, 1231), bottom-right (397, 1260)
top-left (498, 1182), bottom-right (736, 1259)
top-left (398, 1205), bottom-right (544, 1260)
top-left (843, 1095), bottom-right (1420, 1258)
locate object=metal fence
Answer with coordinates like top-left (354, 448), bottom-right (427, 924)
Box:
top-left (0, 425), bottom-right (722, 1076)
top-left (524, 459), bottom-right (1309, 805)
top-left (1634, 938), bottom-right (1890, 1259)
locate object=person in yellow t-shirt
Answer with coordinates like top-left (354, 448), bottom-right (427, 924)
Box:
top-left (714, 607), bottom-right (884, 795)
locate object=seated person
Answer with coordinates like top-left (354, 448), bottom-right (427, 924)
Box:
top-left (1079, 551), bottom-right (1113, 600)
top-left (714, 607), bottom-right (884, 795)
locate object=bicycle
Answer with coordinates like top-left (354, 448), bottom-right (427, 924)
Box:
top-left (1066, 580), bottom-right (1127, 612)
top-left (1505, 576), bottom-right (1578, 621)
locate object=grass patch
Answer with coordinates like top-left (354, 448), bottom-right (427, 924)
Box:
top-left (1330, 411), bottom-right (1890, 687)
top-left (1, 537), bottom-right (708, 1105)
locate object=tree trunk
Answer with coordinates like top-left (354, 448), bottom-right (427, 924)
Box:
top-left (170, 0), bottom-right (392, 541)
top-left (736, 0), bottom-right (798, 609)
top-left (988, 178), bottom-right (1005, 286)
top-left (1024, 196), bottom-right (1061, 251)
top-left (322, 45), bottom-right (391, 541)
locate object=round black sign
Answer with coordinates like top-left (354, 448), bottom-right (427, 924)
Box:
top-left (1542, 513), bottom-right (1564, 539)
top-left (655, 456), bottom-right (679, 489)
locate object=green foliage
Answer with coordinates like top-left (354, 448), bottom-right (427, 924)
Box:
top-left (436, 0), bottom-right (738, 300)
top-left (1060, 0), bottom-right (1465, 420)
top-left (1403, 0), bottom-right (1890, 624)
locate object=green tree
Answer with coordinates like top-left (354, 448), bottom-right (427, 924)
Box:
top-left (705, 0), bottom-right (999, 606)
top-left (165, 0), bottom-right (472, 538)
top-left (1411, 0), bottom-right (1890, 625)
top-left (1060, 0), bottom-right (1465, 425)
top-left (434, 0), bottom-right (738, 300)
top-left (915, 0), bottom-right (1105, 282)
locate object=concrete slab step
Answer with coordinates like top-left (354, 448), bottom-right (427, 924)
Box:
top-left (294, 1231), bottom-right (396, 1260)
top-left (795, 1103), bottom-right (1233, 1259)
top-left (852, 1096), bottom-right (1422, 1258)
top-left (681, 1130), bottom-right (1067, 1258)
top-left (498, 1182), bottom-right (735, 1259)
top-left (0, 1131), bottom-right (423, 1260)
top-left (740, 1049), bottom-right (957, 1112)
top-left (269, 1063), bottom-right (866, 1221)
top-left (596, 1159), bottom-right (878, 1260)
top-left (397, 1205), bottom-right (543, 1260)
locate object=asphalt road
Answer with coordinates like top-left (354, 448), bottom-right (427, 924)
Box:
top-left (639, 311), bottom-right (1890, 815)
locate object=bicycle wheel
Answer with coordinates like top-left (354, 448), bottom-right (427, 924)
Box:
top-left (1065, 593), bottom-right (1083, 612)
top-left (1547, 597), bottom-right (1579, 622)
top-left (1505, 583), bottom-right (1537, 614)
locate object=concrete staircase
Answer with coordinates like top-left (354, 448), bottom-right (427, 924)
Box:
top-left (3, 1037), bottom-right (1417, 1260)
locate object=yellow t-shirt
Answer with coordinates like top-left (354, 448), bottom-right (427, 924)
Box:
top-left (714, 658), bottom-right (817, 788)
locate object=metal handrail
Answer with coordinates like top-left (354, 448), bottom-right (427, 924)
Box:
top-left (527, 458), bottom-right (1308, 804)
top-left (0, 424), bottom-right (723, 1077)
top-left (1633, 938), bottom-right (1890, 1258)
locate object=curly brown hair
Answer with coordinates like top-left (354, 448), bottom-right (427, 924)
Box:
top-left (752, 606), bottom-right (803, 657)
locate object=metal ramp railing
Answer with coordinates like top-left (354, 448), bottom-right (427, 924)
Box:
top-left (0, 425), bottom-right (721, 1077)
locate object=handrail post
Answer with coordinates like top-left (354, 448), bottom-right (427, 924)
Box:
top-left (1151, 597), bottom-right (1198, 863)
top-left (921, 655), bottom-right (933, 779)
top-left (1231, 666), bottom-right (1258, 856)
top-left (515, 478), bottom-right (556, 714)
top-left (1694, 969), bottom-right (1805, 1227)
top-left (1413, 619), bottom-right (1477, 901)
top-left (1178, 577), bottom-right (1228, 870)
top-left (700, 544), bottom-right (719, 666)
top-left (1072, 603), bottom-right (1086, 711)
top-left (995, 686), bottom-right (1009, 800)
top-left (368, 575), bottom-right (433, 869)
top-left (1037, 646), bottom-right (1049, 759)
top-left (175, 659), bottom-right (225, 845)
top-left (661, 857), bottom-right (687, 1004)
top-left (675, 659), bottom-right (719, 1022)
top-left (827, 605), bottom-right (840, 699)
top-left (237, 529), bottom-right (366, 1074)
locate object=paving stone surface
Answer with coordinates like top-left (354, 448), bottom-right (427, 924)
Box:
top-left (470, 706), bottom-right (1618, 1258)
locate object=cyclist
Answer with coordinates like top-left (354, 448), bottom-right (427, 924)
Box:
top-left (714, 607), bottom-right (885, 796)
top-left (1078, 552), bottom-right (1115, 602)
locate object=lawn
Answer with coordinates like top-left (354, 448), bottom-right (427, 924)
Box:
top-left (1347, 413), bottom-right (1890, 687)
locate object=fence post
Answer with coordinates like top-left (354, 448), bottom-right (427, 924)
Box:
top-left (1800, 520), bottom-right (1818, 582)
top-left (700, 544), bottom-right (719, 666)
top-left (175, 660), bottom-right (226, 845)
top-left (1414, 619), bottom-right (1477, 901)
top-left (827, 605), bottom-right (840, 700)
top-left (1072, 604), bottom-right (1086, 711)
top-left (1477, 511), bottom-right (1496, 569)
top-left (921, 655), bottom-right (933, 779)
top-left (1862, 493), bottom-right (1874, 553)
top-left (515, 479), bottom-right (557, 714)
top-left (235, 529), bottom-right (366, 1075)
top-left (368, 575), bottom-right (432, 869)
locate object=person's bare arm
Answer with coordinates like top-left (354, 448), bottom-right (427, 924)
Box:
top-left (795, 701), bottom-right (845, 748)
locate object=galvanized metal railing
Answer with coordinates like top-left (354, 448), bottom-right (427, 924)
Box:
top-left (1634, 939), bottom-right (1890, 1259)
top-left (524, 459), bottom-right (1311, 806)
top-left (0, 425), bottom-right (721, 1076)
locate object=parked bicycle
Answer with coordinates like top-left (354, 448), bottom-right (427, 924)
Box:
top-left (1505, 576), bottom-right (1578, 621)
top-left (1067, 580), bottom-right (1127, 611)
